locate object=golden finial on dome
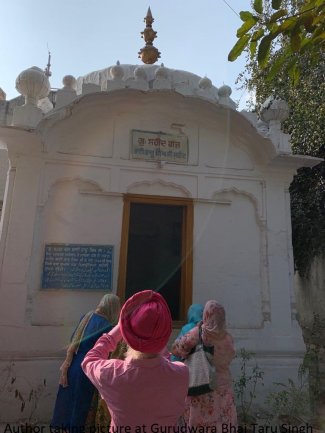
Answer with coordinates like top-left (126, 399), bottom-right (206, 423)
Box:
top-left (138, 7), bottom-right (161, 65)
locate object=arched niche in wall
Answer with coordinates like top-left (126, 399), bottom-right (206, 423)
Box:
top-left (193, 187), bottom-right (269, 329)
top-left (28, 178), bottom-right (124, 326)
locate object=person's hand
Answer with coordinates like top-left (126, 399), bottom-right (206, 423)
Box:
top-left (202, 324), bottom-right (225, 342)
top-left (59, 361), bottom-right (70, 387)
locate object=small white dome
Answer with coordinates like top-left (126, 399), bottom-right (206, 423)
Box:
top-left (260, 97), bottom-right (289, 123)
top-left (218, 85), bottom-right (232, 97)
top-left (15, 66), bottom-right (50, 105)
top-left (62, 75), bottom-right (77, 89)
top-left (134, 66), bottom-right (147, 80)
top-left (155, 63), bottom-right (169, 80)
top-left (199, 76), bottom-right (212, 89)
top-left (110, 61), bottom-right (124, 80)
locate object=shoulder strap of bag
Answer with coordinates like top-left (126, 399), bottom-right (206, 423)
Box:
top-left (200, 325), bottom-right (214, 356)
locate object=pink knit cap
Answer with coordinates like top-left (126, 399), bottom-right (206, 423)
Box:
top-left (120, 290), bottom-right (172, 353)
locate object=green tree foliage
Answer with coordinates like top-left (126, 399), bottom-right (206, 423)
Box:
top-left (235, 2), bottom-right (324, 277)
top-left (234, 7), bottom-right (324, 419)
top-left (229, 0), bottom-right (325, 82)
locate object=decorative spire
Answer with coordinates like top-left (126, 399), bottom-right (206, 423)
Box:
top-left (44, 51), bottom-right (52, 77)
top-left (138, 7), bottom-right (161, 64)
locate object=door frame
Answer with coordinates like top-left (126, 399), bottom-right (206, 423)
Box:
top-left (117, 194), bottom-right (193, 324)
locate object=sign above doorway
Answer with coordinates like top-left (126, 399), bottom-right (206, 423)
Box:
top-left (131, 130), bottom-right (188, 164)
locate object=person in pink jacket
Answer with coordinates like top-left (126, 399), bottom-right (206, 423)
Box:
top-left (171, 300), bottom-right (237, 430)
top-left (82, 290), bottom-right (189, 431)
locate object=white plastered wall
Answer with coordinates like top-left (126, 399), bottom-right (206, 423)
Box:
top-left (0, 91), bottom-right (305, 421)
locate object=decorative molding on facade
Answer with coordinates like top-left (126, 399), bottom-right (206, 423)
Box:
top-left (0, 64), bottom-right (311, 170)
top-left (126, 178), bottom-right (192, 197)
top-left (211, 186), bottom-right (270, 325)
top-left (40, 176), bottom-right (106, 207)
top-left (79, 190), bottom-right (122, 197)
top-left (2, 63), bottom-right (323, 172)
top-left (211, 186), bottom-right (266, 223)
top-left (193, 198), bottom-right (231, 205)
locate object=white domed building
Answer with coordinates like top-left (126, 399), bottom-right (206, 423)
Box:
top-left (0, 12), bottom-right (322, 423)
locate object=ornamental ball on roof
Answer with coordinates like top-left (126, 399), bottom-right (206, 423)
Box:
top-left (260, 96), bottom-right (289, 123)
top-left (134, 66), bottom-right (147, 80)
top-left (218, 85), bottom-right (232, 98)
top-left (16, 66), bottom-right (50, 105)
top-left (110, 61), bottom-right (124, 80)
top-left (62, 75), bottom-right (77, 90)
top-left (199, 77), bottom-right (212, 90)
top-left (155, 64), bottom-right (169, 80)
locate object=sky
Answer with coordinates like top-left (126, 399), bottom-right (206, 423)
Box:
top-left (1, 0), bottom-right (253, 108)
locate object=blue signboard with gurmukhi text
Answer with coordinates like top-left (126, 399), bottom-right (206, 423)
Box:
top-left (41, 243), bottom-right (113, 290)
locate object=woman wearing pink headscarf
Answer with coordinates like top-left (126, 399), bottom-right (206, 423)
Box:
top-left (82, 290), bottom-right (189, 431)
top-left (171, 300), bottom-right (237, 429)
